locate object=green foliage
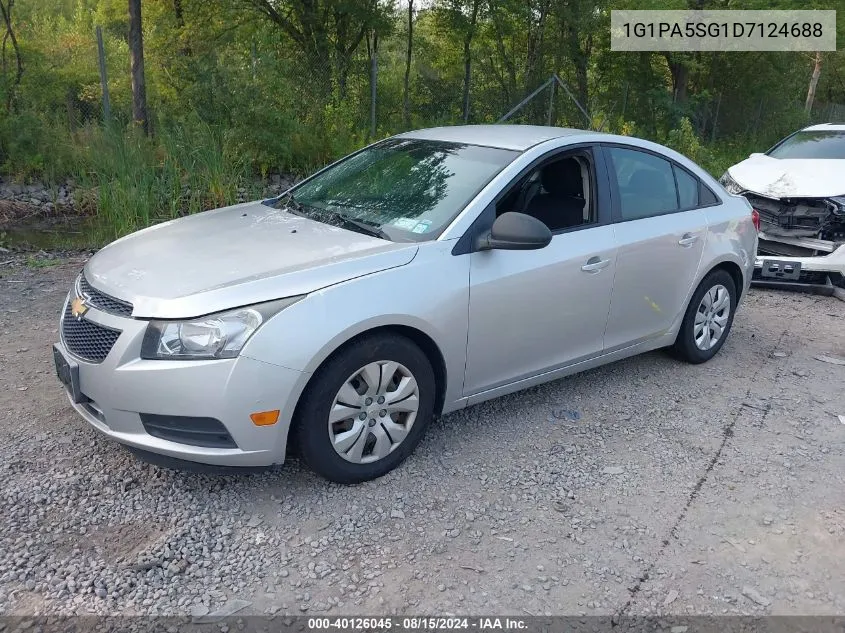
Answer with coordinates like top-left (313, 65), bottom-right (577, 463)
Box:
top-left (665, 117), bottom-right (709, 166)
top-left (67, 121), bottom-right (262, 241)
top-left (25, 255), bottom-right (62, 269)
top-left (2, 0), bottom-right (845, 244)
top-left (0, 112), bottom-right (77, 181)
top-left (702, 138), bottom-right (766, 179)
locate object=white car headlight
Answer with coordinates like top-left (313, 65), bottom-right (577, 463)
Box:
top-left (719, 171), bottom-right (746, 195)
top-left (141, 296), bottom-right (303, 360)
top-left (829, 196), bottom-right (845, 214)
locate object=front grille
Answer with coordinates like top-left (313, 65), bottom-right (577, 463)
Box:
top-left (79, 275), bottom-right (134, 317)
top-left (140, 414), bottom-right (238, 448)
top-left (61, 302), bottom-right (121, 363)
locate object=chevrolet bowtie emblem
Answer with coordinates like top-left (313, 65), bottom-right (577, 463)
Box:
top-left (70, 296), bottom-right (88, 319)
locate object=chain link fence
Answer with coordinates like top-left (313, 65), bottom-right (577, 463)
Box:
top-left (41, 25), bottom-right (845, 174)
top-left (58, 25), bottom-right (598, 137)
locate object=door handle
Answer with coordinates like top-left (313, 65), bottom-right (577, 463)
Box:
top-left (581, 256), bottom-right (610, 273)
top-left (678, 233), bottom-right (699, 247)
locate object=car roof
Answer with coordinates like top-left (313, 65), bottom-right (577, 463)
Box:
top-left (396, 124), bottom-right (596, 151)
top-left (802, 123), bottom-right (845, 132)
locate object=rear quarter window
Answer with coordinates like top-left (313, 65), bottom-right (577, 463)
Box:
top-left (674, 166), bottom-right (699, 209)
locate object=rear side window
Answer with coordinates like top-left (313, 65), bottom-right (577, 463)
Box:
top-left (674, 165), bottom-right (699, 208)
top-left (607, 147), bottom-right (678, 220)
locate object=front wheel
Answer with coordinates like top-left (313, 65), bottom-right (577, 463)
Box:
top-left (294, 334), bottom-right (436, 484)
top-left (671, 269), bottom-right (737, 364)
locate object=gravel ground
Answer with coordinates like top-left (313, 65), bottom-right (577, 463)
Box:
top-left (0, 255), bottom-right (843, 618)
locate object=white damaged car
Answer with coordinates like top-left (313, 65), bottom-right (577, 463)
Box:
top-left (721, 123), bottom-right (845, 294)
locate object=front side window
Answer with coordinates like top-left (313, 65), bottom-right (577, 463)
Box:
top-left (607, 147), bottom-right (679, 220)
top-left (274, 139), bottom-right (518, 241)
top-left (768, 131), bottom-right (845, 159)
top-left (496, 151), bottom-right (595, 232)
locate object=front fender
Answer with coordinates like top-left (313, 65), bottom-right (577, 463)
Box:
top-left (241, 241), bottom-right (471, 414)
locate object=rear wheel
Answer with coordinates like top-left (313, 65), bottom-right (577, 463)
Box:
top-left (295, 334), bottom-right (436, 484)
top-left (672, 269), bottom-right (737, 364)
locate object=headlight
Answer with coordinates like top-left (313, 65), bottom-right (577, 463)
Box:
top-left (719, 171), bottom-right (746, 195)
top-left (829, 196), bottom-right (845, 214)
top-left (141, 296), bottom-right (303, 360)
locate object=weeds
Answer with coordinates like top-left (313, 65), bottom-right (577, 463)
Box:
top-left (25, 255), bottom-right (61, 268)
top-left (58, 120), bottom-right (259, 242)
top-left (0, 107), bottom-right (806, 248)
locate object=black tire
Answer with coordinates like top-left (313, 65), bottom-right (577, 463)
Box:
top-left (671, 269), bottom-right (737, 364)
top-left (294, 333), bottom-right (436, 484)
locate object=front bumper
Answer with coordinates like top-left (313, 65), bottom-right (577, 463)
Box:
top-left (753, 242), bottom-right (845, 294)
top-left (55, 295), bottom-right (310, 467)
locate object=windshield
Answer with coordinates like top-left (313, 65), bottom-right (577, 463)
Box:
top-left (768, 131), bottom-right (845, 159)
top-left (273, 139), bottom-right (518, 241)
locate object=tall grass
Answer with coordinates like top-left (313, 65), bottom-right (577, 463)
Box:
top-left (160, 121), bottom-right (255, 214)
top-left (0, 112), bottom-right (79, 182)
top-left (0, 109), bottom-right (268, 244)
top-left (0, 106), bottom-right (798, 248)
top-left (70, 120), bottom-right (258, 242)
top-left (74, 126), bottom-right (160, 239)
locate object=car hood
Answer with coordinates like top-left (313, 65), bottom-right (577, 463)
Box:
top-left (728, 153), bottom-right (845, 198)
top-left (85, 201), bottom-right (418, 319)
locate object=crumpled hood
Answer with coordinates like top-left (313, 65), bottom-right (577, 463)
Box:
top-left (85, 201), bottom-right (418, 318)
top-left (728, 153), bottom-right (845, 199)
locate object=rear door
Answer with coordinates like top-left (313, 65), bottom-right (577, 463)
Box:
top-left (602, 144), bottom-right (709, 350)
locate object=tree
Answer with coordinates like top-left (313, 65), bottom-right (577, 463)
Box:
top-left (805, 51), bottom-right (823, 115)
top-left (243, 0), bottom-right (386, 100)
top-left (402, 0), bottom-right (413, 128)
top-left (460, 0), bottom-right (481, 122)
top-left (485, 0), bottom-right (518, 106)
top-left (129, 0), bottom-right (149, 134)
top-left (435, 0), bottom-right (483, 123)
top-left (0, 0), bottom-right (23, 111)
top-left (367, 27), bottom-right (379, 137)
top-left (524, 0), bottom-right (550, 101)
top-left (551, 0), bottom-right (604, 120)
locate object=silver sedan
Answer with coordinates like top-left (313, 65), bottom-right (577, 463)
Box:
top-left (53, 125), bottom-right (758, 483)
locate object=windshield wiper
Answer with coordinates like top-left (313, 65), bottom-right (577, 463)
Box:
top-left (276, 192), bottom-right (305, 214)
top-left (331, 212), bottom-right (391, 240)
top-left (274, 195), bottom-right (390, 240)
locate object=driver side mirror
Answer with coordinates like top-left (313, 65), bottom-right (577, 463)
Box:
top-left (476, 212), bottom-right (553, 251)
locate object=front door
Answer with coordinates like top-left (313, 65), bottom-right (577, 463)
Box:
top-left (464, 226), bottom-right (617, 395)
top-left (463, 146), bottom-right (616, 396)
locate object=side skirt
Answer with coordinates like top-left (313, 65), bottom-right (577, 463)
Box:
top-left (457, 332), bottom-right (676, 409)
